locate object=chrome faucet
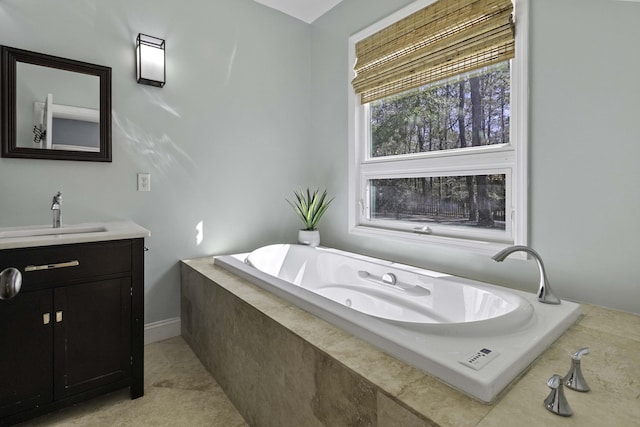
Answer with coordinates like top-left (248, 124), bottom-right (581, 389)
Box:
top-left (491, 245), bottom-right (561, 304)
top-left (564, 347), bottom-right (590, 392)
top-left (51, 191), bottom-right (62, 228)
top-left (544, 374), bottom-right (573, 417)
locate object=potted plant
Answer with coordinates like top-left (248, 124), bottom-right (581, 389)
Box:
top-left (287, 188), bottom-right (333, 247)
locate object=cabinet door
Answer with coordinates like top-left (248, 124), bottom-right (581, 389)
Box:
top-left (53, 277), bottom-right (131, 399)
top-left (0, 289), bottom-right (53, 418)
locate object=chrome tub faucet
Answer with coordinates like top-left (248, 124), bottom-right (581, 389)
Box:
top-left (492, 245), bottom-right (561, 304)
top-left (564, 347), bottom-right (591, 392)
top-left (544, 374), bottom-right (573, 416)
top-left (51, 191), bottom-right (62, 228)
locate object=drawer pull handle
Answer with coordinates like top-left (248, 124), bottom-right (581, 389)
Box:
top-left (25, 260), bottom-right (80, 272)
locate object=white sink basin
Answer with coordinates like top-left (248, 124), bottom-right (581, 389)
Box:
top-left (0, 225), bottom-right (108, 239)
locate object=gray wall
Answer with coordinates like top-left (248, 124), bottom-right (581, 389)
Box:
top-left (0, 0), bottom-right (311, 323)
top-left (310, 0), bottom-right (640, 314)
top-left (1, 0), bottom-right (638, 321)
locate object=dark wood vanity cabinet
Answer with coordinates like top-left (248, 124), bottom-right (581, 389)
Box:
top-left (0, 288), bottom-right (52, 418)
top-left (0, 238), bottom-right (144, 426)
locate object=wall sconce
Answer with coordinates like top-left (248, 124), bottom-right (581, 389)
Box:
top-left (136, 33), bottom-right (165, 87)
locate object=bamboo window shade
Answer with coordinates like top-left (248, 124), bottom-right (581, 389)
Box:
top-left (352, 0), bottom-right (515, 104)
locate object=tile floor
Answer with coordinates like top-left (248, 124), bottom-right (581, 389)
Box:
top-left (17, 337), bottom-right (247, 426)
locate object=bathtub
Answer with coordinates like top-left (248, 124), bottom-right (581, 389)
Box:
top-left (215, 244), bottom-right (581, 403)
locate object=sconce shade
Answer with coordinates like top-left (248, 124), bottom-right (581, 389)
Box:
top-left (136, 33), bottom-right (165, 87)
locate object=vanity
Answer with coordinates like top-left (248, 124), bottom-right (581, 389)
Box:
top-left (0, 221), bottom-right (149, 426)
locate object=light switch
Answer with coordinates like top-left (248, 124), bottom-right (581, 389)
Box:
top-left (137, 173), bottom-right (151, 192)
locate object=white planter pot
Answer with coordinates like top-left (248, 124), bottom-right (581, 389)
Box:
top-left (298, 229), bottom-right (320, 247)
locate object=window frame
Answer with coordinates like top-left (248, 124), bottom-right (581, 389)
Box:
top-left (348, 0), bottom-right (528, 255)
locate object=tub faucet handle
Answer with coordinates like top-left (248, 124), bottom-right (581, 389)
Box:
top-left (544, 374), bottom-right (573, 417)
top-left (564, 347), bottom-right (590, 392)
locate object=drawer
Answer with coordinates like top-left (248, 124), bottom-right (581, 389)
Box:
top-left (0, 240), bottom-right (132, 290)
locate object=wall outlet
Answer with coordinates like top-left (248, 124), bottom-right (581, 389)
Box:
top-left (137, 173), bottom-right (151, 192)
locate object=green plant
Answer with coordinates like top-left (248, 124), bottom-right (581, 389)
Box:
top-left (287, 188), bottom-right (333, 231)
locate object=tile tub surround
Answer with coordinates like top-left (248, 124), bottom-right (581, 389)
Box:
top-left (180, 257), bottom-right (640, 427)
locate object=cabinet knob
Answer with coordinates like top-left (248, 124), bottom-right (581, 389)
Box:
top-left (0, 267), bottom-right (22, 300)
top-left (56, 311), bottom-right (63, 323)
top-left (43, 312), bottom-right (51, 325)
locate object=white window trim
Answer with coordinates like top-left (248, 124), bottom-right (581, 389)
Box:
top-left (347, 0), bottom-right (528, 256)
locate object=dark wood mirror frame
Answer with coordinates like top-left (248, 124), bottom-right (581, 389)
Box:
top-left (1, 46), bottom-right (112, 162)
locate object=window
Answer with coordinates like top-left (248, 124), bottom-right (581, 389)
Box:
top-left (348, 0), bottom-right (527, 254)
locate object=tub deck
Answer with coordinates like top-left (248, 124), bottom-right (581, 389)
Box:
top-left (181, 257), bottom-right (640, 427)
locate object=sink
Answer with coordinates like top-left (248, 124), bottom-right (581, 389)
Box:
top-left (0, 225), bottom-right (108, 239)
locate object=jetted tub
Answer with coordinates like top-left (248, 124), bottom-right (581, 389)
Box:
top-left (215, 244), bottom-right (581, 403)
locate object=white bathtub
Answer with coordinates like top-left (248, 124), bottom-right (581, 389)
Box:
top-left (215, 244), bottom-right (581, 403)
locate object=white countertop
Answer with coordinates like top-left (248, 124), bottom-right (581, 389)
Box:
top-left (0, 221), bottom-right (150, 250)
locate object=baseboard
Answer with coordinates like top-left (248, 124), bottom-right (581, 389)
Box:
top-left (144, 317), bottom-right (181, 345)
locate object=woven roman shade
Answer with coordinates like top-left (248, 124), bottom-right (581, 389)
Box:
top-left (352, 0), bottom-right (514, 104)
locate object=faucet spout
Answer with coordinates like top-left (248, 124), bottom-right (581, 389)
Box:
top-left (51, 191), bottom-right (62, 228)
top-left (492, 245), bottom-right (561, 304)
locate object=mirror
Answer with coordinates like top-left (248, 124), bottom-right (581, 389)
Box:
top-left (1, 46), bottom-right (111, 161)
